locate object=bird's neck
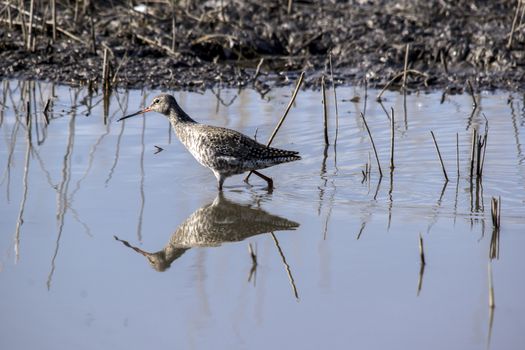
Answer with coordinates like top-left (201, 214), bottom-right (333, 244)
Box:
top-left (168, 104), bottom-right (197, 125)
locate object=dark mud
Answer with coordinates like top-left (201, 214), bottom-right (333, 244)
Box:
top-left (1, 1), bottom-right (524, 92)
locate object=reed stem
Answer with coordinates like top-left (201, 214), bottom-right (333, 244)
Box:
top-left (430, 131), bottom-right (449, 182)
top-left (360, 112), bottom-right (383, 177)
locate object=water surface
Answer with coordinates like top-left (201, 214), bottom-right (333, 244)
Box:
top-left (1, 81), bottom-right (524, 349)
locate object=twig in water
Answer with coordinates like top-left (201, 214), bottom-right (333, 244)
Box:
top-left (390, 107), bottom-right (395, 170)
top-left (419, 233), bottom-right (426, 266)
top-left (253, 58), bottom-right (264, 82)
top-left (402, 44), bottom-right (410, 90)
top-left (329, 53), bottom-right (339, 147)
top-left (491, 196), bottom-right (501, 230)
top-left (248, 243), bottom-right (257, 284)
top-left (376, 69), bottom-right (428, 101)
top-left (270, 232), bottom-right (299, 299)
top-left (360, 112), bottom-right (383, 177)
top-left (470, 129), bottom-right (477, 179)
top-left (244, 71), bottom-right (305, 182)
top-left (321, 75), bottom-right (329, 145)
top-left (153, 145), bottom-right (164, 154)
top-left (456, 132), bottom-right (459, 178)
top-left (466, 79), bottom-right (478, 109)
top-left (43, 98), bottom-right (51, 125)
top-left (430, 131), bottom-right (449, 182)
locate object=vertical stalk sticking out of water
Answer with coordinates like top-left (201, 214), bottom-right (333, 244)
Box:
top-left (430, 131), bottom-right (449, 182)
top-left (470, 129), bottom-right (477, 178)
top-left (329, 53), bottom-right (339, 147)
top-left (287, 0), bottom-right (293, 15)
top-left (321, 75), bottom-right (329, 146)
top-left (390, 107), bottom-right (395, 170)
top-left (491, 196), bottom-right (501, 230)
top-left (402, 44), bottom-right (410, 90)
top-left (245, 71), bottom-right (305, 182)
top-left (360, 112), bottom-right (383, 178)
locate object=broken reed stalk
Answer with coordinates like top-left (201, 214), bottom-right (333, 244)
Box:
top-left (419, 233), bottom-right (426, 266)
top-left (470, 129), bottom-right (477, 178)
top-left (402, 44), bottom-right (409, 90)
top-left (390, 107), bottom-right (395, 170)
top-left (329, 53), bottom-right (340, 147)
top-left (51, 0), bottom-right (56, 41)
top-left (287, 0), bottom-right (293, 15)
top-left (430, 131), bottom-right (449, 182)
top-left (321, 75), bottom-right (329, 145)
top-left (467, 79), bottom-right (478, 109)
top-left (244, 71), bottom-right (305, 181)
top-left (491, 196), bottom-right (501, 229)
top-left (360, 112), bottom-right (383, 177)
top-left (102, 48), bottom-right (110, 93)
top-left (479, 115), bottom-right (489, 177)
top-left (488, 262), bottom-right (495, 309)
top-left (508, 0), bottom-right (522, 49)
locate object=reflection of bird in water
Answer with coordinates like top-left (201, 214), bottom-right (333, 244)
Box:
top-left (115, 193), bottom-right (299, 272)
top-left (118, 94), bottom-right (301, 190)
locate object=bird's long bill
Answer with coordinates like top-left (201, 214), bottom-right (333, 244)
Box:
top-left (117, 107), bottom-right (152, 122)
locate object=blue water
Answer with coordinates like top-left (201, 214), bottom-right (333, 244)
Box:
top-left (0, 81), bottom-right (524, 349)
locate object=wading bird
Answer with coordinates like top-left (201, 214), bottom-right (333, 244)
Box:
top-left (118, 94), bottom-right (300, 190)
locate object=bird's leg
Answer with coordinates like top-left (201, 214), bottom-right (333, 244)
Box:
top-left (252, 170), bottom-right (273, 190)
top-left (217, 175), bottom-right (225, 191)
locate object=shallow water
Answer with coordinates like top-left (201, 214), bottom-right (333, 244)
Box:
top-left (1, 81), bottom-right (524, 350)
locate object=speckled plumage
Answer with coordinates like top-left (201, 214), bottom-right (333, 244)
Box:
top-left (114, 193), bottom-right (299, 271)
top-left (129, 93), bottom-right (301, 189)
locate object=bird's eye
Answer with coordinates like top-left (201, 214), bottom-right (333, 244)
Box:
top-left (153, 99), bottom-right (159, 104)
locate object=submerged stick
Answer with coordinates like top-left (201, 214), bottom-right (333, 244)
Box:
top-left (360, 112), bottom-right (383, 177)
top-left (430, 131), bottom-right (449, 182)
top-left (491, 196), bottom-right (501, 229)
top-left (244, 71), bottom-right (305, 181)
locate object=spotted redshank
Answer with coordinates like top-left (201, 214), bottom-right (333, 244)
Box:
top-left (118, 94), bottom-right (301, 190)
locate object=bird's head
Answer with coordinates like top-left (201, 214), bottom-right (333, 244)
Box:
top-left (118, 94), bottom-right (177, 121)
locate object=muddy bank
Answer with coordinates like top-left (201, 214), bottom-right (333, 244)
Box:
top-left (1, 0), bottom-right (524, 92)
